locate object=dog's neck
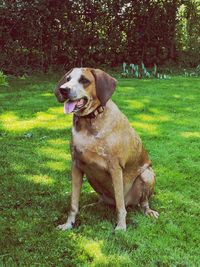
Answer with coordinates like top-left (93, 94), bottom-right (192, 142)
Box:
top-left (73, 105), bottom-right (107, 133)
top-left (82, 105), bottom-right (105, 119)
top-left (74, 104), bottom-right (105, 120)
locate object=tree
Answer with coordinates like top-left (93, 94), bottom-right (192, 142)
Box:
top-left (0, 0), bottom-right (199, 74)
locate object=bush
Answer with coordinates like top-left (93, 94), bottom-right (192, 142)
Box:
top-left (121, 62), bottom-right (170, 79)
top-left (178, 51), bottom-right (200, 68)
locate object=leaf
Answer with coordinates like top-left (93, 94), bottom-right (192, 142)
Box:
top-left (24, 132), bottom-right (33, 138)
top-left (122, 62), bottom-right (127, 72)
top-left (146, 72), bottom-right (150, 78)
top-left (141, 62), bottom-right (145, 69)
top-left (40, 136), bottom-right (47, 140)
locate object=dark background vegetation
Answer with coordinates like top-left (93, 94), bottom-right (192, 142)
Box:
top-left (0, 0), bottom-right (200, 75)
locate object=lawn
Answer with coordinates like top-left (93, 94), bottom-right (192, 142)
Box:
top-left (0, 73), bottom-right (200, 267)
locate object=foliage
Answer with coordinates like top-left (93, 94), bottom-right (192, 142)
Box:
top-left (0, 71), bottom-right (8, 86)
top-left (0, 1), bottom-right (199, 74)
top-left (0, 74), bottom-right (200, 266)
top-left (121, 62), bottom-right (170, 79)
top-left (176, 1), bottom-right (200, 67)
top-left (183, 64), bottom-right (200, 77)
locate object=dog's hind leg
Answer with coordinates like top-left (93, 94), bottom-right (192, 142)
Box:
top-left (81, 194), bottom-right (115, 210)
top-left (100, 194), bottom-right (115, 206)
top-left (125, 167), bottom-right (159, 218)
top-left (139, 167), bottom-right (159, 218)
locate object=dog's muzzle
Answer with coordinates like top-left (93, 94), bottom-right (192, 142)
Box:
top-left (59, 87), bottom-right (71, 99)
top-left (63, 97), bottom-right (88, 114)
top-left (56, 87), bottom-right (89, 114)
top-left (59, 87), bottom-right (77, 100)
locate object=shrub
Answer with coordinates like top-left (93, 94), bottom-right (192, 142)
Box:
top-left (183, 64), bottom-right (200, 77)
top-left (121, 62), bottom-right (170, 79)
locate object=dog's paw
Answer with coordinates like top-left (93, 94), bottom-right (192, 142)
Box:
top-left (57, 222), bottom-right (74, 230)
top-left (145, 209), bottom-right (159, 219)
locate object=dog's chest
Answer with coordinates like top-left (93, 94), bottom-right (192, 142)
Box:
top-left (72, 127), bottom-right (108, 168)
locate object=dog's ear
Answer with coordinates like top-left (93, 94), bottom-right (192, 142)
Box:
top-left (91, 69), bottom-right (117, 106)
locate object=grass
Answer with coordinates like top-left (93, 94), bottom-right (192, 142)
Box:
top-left (0, 73), bottom-right (200, 267)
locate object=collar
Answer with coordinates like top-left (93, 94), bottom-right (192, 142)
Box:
top-left (75, 105), bottom-right (105, 120)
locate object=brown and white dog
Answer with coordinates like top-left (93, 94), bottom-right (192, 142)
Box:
top-left (55, 68), bottom-right (159, 231)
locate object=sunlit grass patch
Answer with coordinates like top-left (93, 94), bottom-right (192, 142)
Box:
top-left (40, 92), bottom-right (53, 97)
top-left (0, 111), bottom-right (18, 122)
top-left (80, 238), bottom-right (132, 267)
top-left (35, 112), bottom-right (57, 121)
top-left (180, 131), bottom-right (200, 138)
top-left (125, 99), bottom-right (145, 109)
top-left (135, 113), bottom-right (170, 122)
top-left (45, 161), bottom-right (68, 172)
top-left (0, 109), bottom-right (72, 133)
top-left (48, 106), bottom-right (70, 116)
top-left (130, 121), bottom-right (158, 135)
top-left (81, 239), bottom-right (105, 263)
top-left (38, 146), bottom-right (71, 161)
top-left (46, 138), bottom-right (69, 146)
top-left (26, 174), bottom-right (54, 185)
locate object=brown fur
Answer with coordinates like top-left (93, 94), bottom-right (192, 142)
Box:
top-left (55, 68), bottom-right (159, 231)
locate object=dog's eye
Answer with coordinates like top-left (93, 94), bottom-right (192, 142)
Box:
top-left (66, 76), bottom-right (71, 82)
top-left (79, 76), bottom-right (90, 85)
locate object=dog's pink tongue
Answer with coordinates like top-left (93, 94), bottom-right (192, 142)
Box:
top-left (64, 101), bottom-right (77, 114)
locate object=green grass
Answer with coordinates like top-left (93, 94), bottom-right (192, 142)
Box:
top-left (0, 74), bottom-right (200, 267)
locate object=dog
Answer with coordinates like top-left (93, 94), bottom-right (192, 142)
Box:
top-left (54, 68), bottom-right (159, 231)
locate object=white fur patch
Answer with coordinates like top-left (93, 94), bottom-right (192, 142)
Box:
top-left (141, 167), bottom-right (155, 182)
top-left (72, 127), bottom-right (95, 149)
top-left (72, 127), bottom-right (107, 157)
top-left (60, 68), bottom-right (85, 94)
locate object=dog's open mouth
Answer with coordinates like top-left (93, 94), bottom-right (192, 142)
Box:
top-left (64, 97), bottom-right (88, 114)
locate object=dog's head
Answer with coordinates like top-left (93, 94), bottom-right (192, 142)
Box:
top-left (54, 68), bottom-right (117, 116)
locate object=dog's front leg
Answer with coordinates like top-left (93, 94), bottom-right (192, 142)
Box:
top-left (110, 164), bottom-right (127, 231)
top-left (57, 163), bottom-right (83, 230)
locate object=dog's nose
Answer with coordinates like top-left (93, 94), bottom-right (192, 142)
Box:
top-left (59, 87), bottom-right (70, 98)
